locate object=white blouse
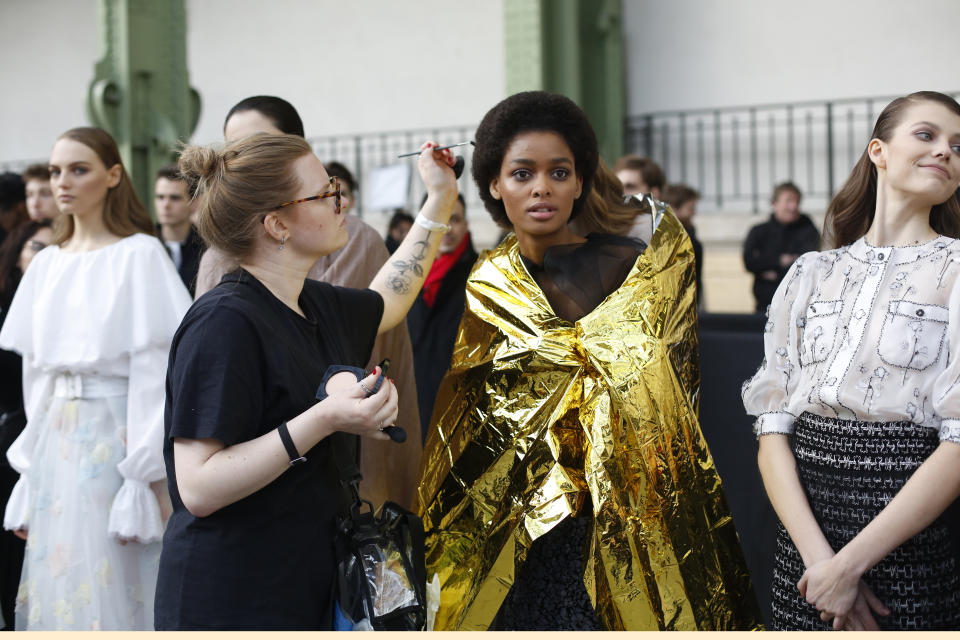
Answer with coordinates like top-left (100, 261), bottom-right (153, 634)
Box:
top-left (742, 235), bottom-right (960, 445)
top-left (0, 233), bottom-right (191, 541)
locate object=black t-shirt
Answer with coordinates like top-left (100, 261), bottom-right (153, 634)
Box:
top-left (155, 269), bottom-right (383, 630)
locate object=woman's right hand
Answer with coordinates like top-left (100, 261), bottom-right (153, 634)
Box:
top-left (317, 368), bottom-right (397, 441)
top-left (13, 529), bottom-right (26, 541)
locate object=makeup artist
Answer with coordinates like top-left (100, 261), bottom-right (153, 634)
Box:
top-left (154, 133), bottom-right (458, 630)
top-left (195, 95), bottom-right (425, 510)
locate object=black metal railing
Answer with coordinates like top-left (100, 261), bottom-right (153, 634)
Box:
top-left (8, 91), bottom-right (960, 218)
top-left (0, 126), bottom-right (481, 220)
top-left (307, 125), bottom-right (478, 217)
top-left (624, 92), bottom-right (960, 213)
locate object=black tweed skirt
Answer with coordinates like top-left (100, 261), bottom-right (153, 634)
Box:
top-left (772, 412), bottom-right (960, 630)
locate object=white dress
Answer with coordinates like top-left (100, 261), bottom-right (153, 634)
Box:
top-left (0, 233), bottom-right (191, 630)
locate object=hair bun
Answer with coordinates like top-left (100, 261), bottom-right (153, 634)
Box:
top-left (177, 145), bottom-right (225, 184)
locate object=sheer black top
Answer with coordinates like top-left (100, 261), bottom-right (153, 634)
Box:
top-left (520, 233), bottom-right (647, 322)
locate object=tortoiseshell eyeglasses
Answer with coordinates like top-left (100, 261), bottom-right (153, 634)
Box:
top-left (275, 176), bottom-right (341, 214)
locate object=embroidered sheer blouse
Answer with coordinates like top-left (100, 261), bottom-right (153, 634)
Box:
top-left (742, 235), bottom-right (960, 445)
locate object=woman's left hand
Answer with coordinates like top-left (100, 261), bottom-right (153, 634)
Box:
top-left (841, 581), bottom-right (890, 631)
top-left (417, 141), bottom-right (458, 199)
top-left (797, 555), bottom-right (861, 629)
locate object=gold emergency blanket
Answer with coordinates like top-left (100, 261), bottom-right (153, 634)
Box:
top-left (415, 206), bottom-right (763, 631)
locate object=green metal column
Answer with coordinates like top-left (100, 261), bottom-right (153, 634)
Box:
top-left (504, 0), bottom-right (625, 163)
top-left (504, 0), bottom-right (545, 92)
top-left (87, 0), bottom-right (201, 212)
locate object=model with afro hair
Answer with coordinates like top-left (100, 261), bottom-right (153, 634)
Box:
top-left (415, 91), bottom-right (760, 631)
top-left (472, 91), bottom-right (599, 228)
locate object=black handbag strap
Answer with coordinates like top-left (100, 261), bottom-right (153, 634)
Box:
top-left (330, 432), bottom-right (364, 514)
top-left (317, 365), bottom-right (367, 513)
top-left (400, 509), bottom-right (428, 593)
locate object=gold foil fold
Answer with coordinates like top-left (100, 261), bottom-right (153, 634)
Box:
top-left (415, 206), bottom-right (763, 631)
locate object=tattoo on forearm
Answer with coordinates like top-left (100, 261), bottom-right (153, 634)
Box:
top-left (387, 238), bottom-right (431, 294)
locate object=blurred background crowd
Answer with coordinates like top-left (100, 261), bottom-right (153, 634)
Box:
top-left (1, 0), bottom-right (959, 629)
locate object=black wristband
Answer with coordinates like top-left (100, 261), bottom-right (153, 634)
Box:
top-left (277, 421), bottom-right (307, 465)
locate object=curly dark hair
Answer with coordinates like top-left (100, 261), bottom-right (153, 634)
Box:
top-left (472, 91), bottom-right (599, 228)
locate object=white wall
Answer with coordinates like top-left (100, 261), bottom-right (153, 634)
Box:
top-left (0, 0), bottom-right (100, 166)
top-left (7, 0), bottom-right (960, 162)
top-left (185, 0), bottom-right (505, 145)
top-left (0, 0), bottom-right (505, 163)
top-left (623, 0), bottom-right (960, 114)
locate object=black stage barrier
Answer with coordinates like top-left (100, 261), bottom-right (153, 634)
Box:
top-left (696, 312), bottom-right (960, 628)
top-left (697, 312), bottom-right (775, 627)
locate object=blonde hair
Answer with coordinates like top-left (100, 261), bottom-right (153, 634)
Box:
top-left (178, 133), bottom-right (312, 259)
top-left (571, 158), bottom-right (648, 236)
top-left (51, 127), bottom-right (154, 245)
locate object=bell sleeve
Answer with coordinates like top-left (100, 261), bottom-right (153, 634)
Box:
top-left (0, 253), bottom-right (49, 531)
top-left (742, 256), bottom-right (809, 437)
top-left (107, 346), bottom-right (171, 542)
top-left (3, 359), bottom-right (53, 531)
top-left (932, 273), bottom-right (960, 445)
top-left (107, 237), bottom-right (191, 542)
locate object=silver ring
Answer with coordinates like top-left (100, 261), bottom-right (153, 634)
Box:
top-left (359, 381), bottom-right (373, 395)
top-left (378, 421), bottom-right (384, 431)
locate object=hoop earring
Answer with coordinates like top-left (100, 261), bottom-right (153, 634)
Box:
top-left (280, 236), bottom-right (286, 250)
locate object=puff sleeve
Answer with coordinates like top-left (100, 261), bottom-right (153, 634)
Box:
top-left (3, 359), bottom-right (53, 530)
top-left (742, 255), bottom-right (812, 436)
top-left (107, 347), bottom-right (175, 542)
top-left (0, 251), bottom-right (51, 530)
top-left (932, 272), bottom-right (960, 445)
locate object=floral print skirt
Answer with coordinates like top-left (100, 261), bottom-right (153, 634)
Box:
top-left (16, 393), bottom-right (159, 630)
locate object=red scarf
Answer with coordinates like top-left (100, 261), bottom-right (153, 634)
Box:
top-left (422, 233), bottom-right (470, 307)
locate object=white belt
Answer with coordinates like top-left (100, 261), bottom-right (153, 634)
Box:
top-left (52, 373), bottom-right (127, 399)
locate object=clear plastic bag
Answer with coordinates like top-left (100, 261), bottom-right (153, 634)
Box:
top-left (335, 501), bottom-right (426, 631)
top-left (360, 539), bottom-right (418, 616)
